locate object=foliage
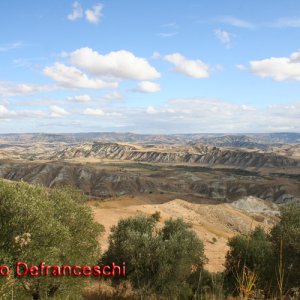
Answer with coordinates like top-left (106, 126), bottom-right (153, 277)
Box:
top-left (102, 213), bottom-right (205, 299)
top-left (223, 227), bottom-right (275, 296)
top-left (188, 269), bottom-right (224, 299)
top-left (224, 205), bottom-right (300, 298)
top-left (0, 180), bottom-right (103, 299)
top-left (271, 204), bottom-right (300, 291)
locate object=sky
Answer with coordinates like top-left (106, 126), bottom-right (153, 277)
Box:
top-left (1, 0), bottom-right (300, 133)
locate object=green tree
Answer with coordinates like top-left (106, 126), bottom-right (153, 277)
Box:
top-left (102, 214), bottom-right (205, 299)
top-left (224, 227), bottom-right (275, 296)
top-left (0, 180), bottom-right (103, 299)
top-left (271, 204), bottom-right (300, 291)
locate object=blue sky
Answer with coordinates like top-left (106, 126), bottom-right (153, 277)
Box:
top-left (1, 0), bottom-right (300, 133)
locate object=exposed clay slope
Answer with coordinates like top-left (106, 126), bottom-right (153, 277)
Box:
top-left (52, 142), bottom-right (300, 168)
top-left (0, 160), bottom-right (299, 203)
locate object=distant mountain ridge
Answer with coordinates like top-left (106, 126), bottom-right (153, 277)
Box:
top-left (0, 132), bottom-right (300, 146)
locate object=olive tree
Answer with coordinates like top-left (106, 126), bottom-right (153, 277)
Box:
top-left (0, 180), bottom-right (103, 299)
top-left (102, 213), bottom-right (205, 299)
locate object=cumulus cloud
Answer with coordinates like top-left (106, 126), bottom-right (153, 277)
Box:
top-left (214, 29), bottom-right (232, 48)
top-left (85, 3), bottom-right (103, 24)
top-left (69, 47), bottom-right (161, 80)
top-left (43, 63), bottom-right (118, 89)
top-left (50, 105), bottom-right (69, 118)
top-left (0, 81), bottom-right (54, 97)
top-left (112, 98), bottom-right (300, 133)
top-left (164, 53), bottom-right (210, 78)
top-left (67, 1), bottom-right (83, 21)
top-left (0, 105), bottom-right (47, 120)
top-left (135, 81), bottom-right (161, 93)
top-left (83, 108), bottom-right (105, 116)
top-left (250, 50), bottom-right (300, 81)
top-left (216, 16), bottom-right (255, 29)
top-left (67, 94), bottom-right (92, 102)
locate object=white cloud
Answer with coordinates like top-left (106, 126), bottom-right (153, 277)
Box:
top-left (146, 106), bottom-right (158, 114)
top-left (43, 63), bottom-right (118, 89)
top-left (163, 22), bottom-right (179, 28)
top-left (103, 91), bottom-right (123, 100)
top-left (236, 64), bottom-right (247, 71)
top-left (0, 105), bottom-right (17, 118)
top-left (85, 3), bottom-right (103, 24)
top-left (67, 94), bottom-right (92, 102)
top-left (69, 47), bottom-right (161, 80)
top-left (67, 1), bottom-right (83, 21)
top-left (50, 105), bottom-right (69, 118)
top-left (271, 17), bottom-right (300, 28)
top-left (0, 81), bottom-right (54, 97)
top-left (250, 50), bottom-right (300, 81)
top-left (216, 16), bottom-right (255, 29)
top-left (107, 98), bottom-right (300, 133)
top-left (0, 41), bottom-right (25, 52)
top-left (157, 32), bottom-right (178, 38)
top-left (151, 51), bottom-right (161, 59)
top-left (83, 108), bottom-right (105, 116)
top-left (0, 105), bottom-right (47, 120)
top-left (136, 81), bottom-right (161, 93)
top-left (214, 29), bottom-right (232, 48)
top-left (10, 98), bottom-right (299, 133)
top-left (164, 53), bottom-right (210, 78)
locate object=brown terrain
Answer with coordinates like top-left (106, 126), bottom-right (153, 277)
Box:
top-left (0, 132), bottom-right (299, 272)
top-left (90, 195), bottom-right (279, 272)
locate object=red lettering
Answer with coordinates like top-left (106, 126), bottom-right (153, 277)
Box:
top-left (61, 265), bottom-right (71, 276)
top-left (44, 265), bottom-right (51, 276)
top-left (82, 266), bottom-right (91, 276)
top-left (92, 265), bottom-right (101, 276)
top-left (15, 262), bottom-right (28, 277)
top-left (0, 266), bottom-right (9, 276)
top-left (72, 266), bottom-right (81, 276)
top-left (39, 262), bottom-right (45, 276)
top-left (102, 265), bottom-right (111, 276)
top-left (29, 266), bottom-right (39, 277)
top-left (122, 262), bottom-right (126, 276)
top-left (111, 262), bottom-right (121, 277)
top-left (51, 266), bottom-right (61, 276)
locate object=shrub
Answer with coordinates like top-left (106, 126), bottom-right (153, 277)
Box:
top-left (223, 227), bottom-right (275, 297)
top-left (102, 214), bottom-right (205, 299)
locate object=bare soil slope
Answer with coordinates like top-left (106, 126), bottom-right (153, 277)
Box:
top-left (90, 195), bottom-right (279, 273)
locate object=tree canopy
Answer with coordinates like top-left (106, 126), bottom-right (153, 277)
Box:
top-left (0, 180), bottom-right (103, 299)
top-left (102, 213), bottom-right (205, 299)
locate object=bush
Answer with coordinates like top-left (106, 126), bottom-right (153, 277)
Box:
top-left (102, 213), bottom-right (205, 299)
top-left (271, 204), bottom-right (300, 291)
top-left (224, 205), bottom-right (300, 298)
top-left (223, 227), bottom-right (275, 297)
top-left (0, 180), bottom-right (103, 299)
